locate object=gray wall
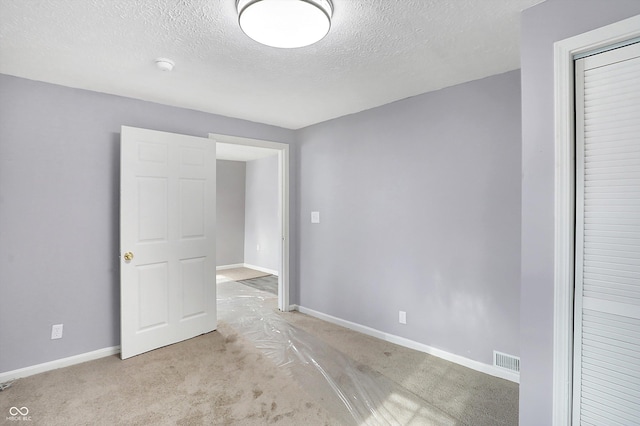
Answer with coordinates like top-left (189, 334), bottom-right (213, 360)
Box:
top-left (244, 155), bottom-right (280, 272)
top-left (296, 70), bottom-right (522, 366)
top-left (0, 74), bottom-right (295, 373)
top-left (519, 1), bottom-right (640, 424)
top-left (216, 160), bottom-right (246, 266)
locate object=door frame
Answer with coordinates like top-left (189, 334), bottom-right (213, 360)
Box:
top-left (209, 133), bottom-right (291, 312)
top-left (552, 14), bottom-right (640, 426)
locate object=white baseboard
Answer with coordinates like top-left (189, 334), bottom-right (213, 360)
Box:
top-left (242, 263), bottom-right (279, 276)
top-left (294, 306), bottom-right (520, 384)
top-left (216, 263), bottom-right (279, 276)
top-left (0, 310), bottom-right (518, 385)
top-left (0, 346), bottom-right (121, 383)
top-left (216, 263), bottom-right (244, 271)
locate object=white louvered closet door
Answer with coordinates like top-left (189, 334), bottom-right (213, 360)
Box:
top-left (573, 42), bottom-right (640, 425)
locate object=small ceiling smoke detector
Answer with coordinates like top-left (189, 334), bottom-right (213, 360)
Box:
top-left (155, 58), bottom-right (175, 72)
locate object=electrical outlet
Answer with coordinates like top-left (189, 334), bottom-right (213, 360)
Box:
top-left (399, 311), bottom-right (407, 325)
top-left (257, 244), bottom-right (260, 251)
top-left (51, 324), bottom-right (63, 340)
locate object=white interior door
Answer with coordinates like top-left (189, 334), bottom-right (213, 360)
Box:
top-left (120, 126), bottom-right (217, 359)
top-left (573, 42), bottom-right (640, 425)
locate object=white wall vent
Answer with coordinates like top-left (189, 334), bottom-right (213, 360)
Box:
top-left (493, 351), bottom-right (520, 373)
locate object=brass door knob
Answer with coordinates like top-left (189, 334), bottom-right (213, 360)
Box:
top-left (123, 252), bottom-right (134, 261)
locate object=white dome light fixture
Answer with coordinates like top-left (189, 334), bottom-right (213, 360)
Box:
top-left (237, 0), bottom-right (333, 49)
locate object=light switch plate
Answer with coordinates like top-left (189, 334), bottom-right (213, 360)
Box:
top-left (311, 211), bottom-right (320, 223)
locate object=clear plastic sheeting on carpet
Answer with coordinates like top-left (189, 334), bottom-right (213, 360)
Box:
top-left (217, 282), bottom-right (457, 426)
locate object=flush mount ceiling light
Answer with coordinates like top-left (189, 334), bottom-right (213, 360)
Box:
top-left (237, 0), bottom-right (333, 49)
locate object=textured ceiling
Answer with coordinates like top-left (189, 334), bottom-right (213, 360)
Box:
top-left (0, 0), bottom-right (545, 129)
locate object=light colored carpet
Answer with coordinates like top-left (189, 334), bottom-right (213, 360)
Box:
top-left (218, 282), bottom-right (518, 425)
top-left (282, 313), bottom-right (519, 426)
top-left (217, 282), bottom-right (460, 425)
top-left (0, 322), bottom-right (338, 425)
top-left (0, 282), bottom-right (518, 425)
top-left (216, 267), bottom-right (271, 283)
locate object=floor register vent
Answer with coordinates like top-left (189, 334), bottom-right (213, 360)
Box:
top-left (493, 351), bottom-right (520, 373)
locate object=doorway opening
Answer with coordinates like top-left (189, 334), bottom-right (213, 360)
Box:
top-left (210, 133), bottom-right (290, 312)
